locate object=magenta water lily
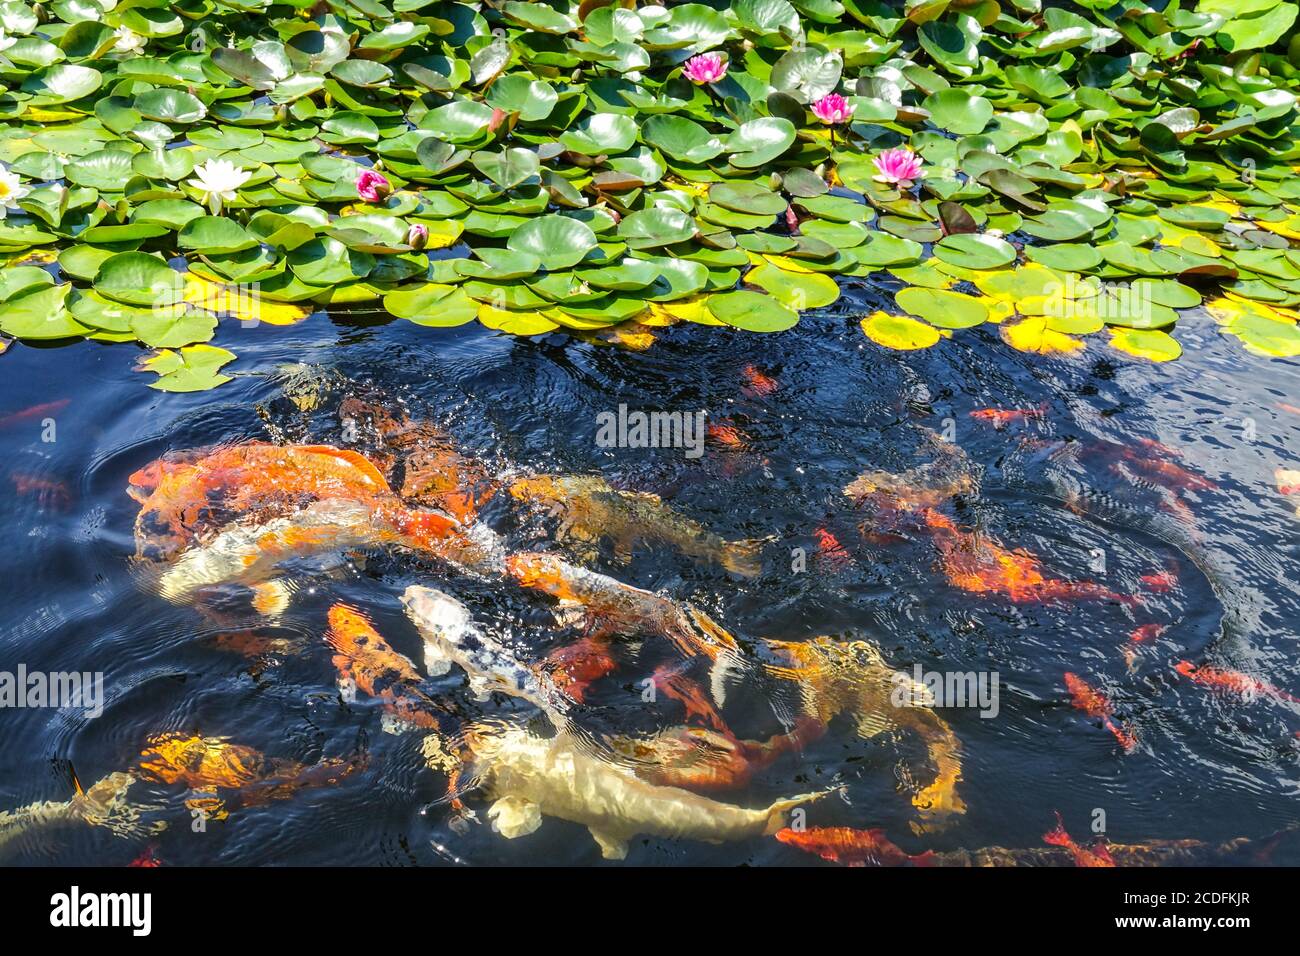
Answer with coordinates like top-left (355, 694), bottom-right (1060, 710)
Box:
top-left (873, 149), bottom-right (925, 189)
top-left (682, 53), bottom-right (727, 85)
top-left (812, 94), bottom-right (855, 125)
top-left (356, 170), bottom-right (391, 203)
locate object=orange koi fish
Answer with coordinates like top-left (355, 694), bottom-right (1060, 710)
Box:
top-left (11, 473), bottom-right (72, 511)
top-left (127, 845), bottom-right (163, 867)
top-left (1064, 672), bottom-right (1138, 752)
top-left (0, 399), bottom-right (69, 429)
top-left (622, 719), bottom-right (823, 793)
top-left (1276, 468), bottom-right (1300, 496)
top-left (542, 637), bottom-right (618, 703)
top-left (741, 365), bottom-right (778, 397)
top-left (1122, 624), bottom-right (1165, 669)
top-left (136, 733), bottom-right (365, 816)
top-left (814, 527), bottom-right (852, 571)
top-left (1277, 402), bottom-right (1300, 416)
top-left (1042, 811), bottom-right (1116, 867)
top-left (969, 403), bottom-right (1046, 429)
top-left (922, 510), bottom-right (1130, 605)
top-left (775, 826), bottom-right (936, 867)
top-left (1121, 441), bottom-right (1217, 493)
top-left (1140, 569), bottom-right (1177, 593)
top-left (326, 603), bottom-right (448, 730)
top-left (1175, 661), bottom-right (1300, 705)
top-left (338, 397), bottom-right (496, 522)
top-left (706, 421), bottom-right (750, 450)
top-left (652, 663), bottom-right (728, 732)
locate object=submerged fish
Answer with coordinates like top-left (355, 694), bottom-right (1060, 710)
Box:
top-left (135, 733), bottom-right (365, 818)
top-left (651, 662), bottom-right (728, 732)
top-left (327, 603), bottom-right (449, 731)
top-left (775, 826), bottom-right (936, 867)
top-left (11, 473), bottom-right (73, 511)
top-left (614, 719), bottom-right (824, 794)
top-left (0, 772), bottom-right (164, 860)
top-left (401, 585), bottom-right (568, 722)
top-left (155, 498), bottom-right (498, 605)
top-left (1063, 672), bottom-right (1138, 752)
top-left (0, 398), bottom-right (69, 430)
top-left (762, 636), bottom-right (965, 831)
top-left (890, 829), bottom-right (1295, 867)
top-left (843, 430), bottom-right (979, 538)
top-left (129, 442), bottom-right (394, 561)
top-left (1043, 811), bottom-right (1116, 867)
top-left (1175, 660), bottom-right (1300, 705)
top-left (455, 722), bottom-right (831, 860)
top-left (508, 474), bottom-right (762, 577)
top-left (505, 552), bottom-right (742, 664)
top-left (338, 397), bottom-right (497, 522)
top-left (741, 365), bottom-right (779, 397)
top-left (969, 403), bottom-right (1047, 429)
top-left (921, 509), bottom-right (1131, 605)
top-left (541, 637), bottom-right (618, 703)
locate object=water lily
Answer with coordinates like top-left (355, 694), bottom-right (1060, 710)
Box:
top-left (113, 27), bottom-right (147, 55)
top-left (406, 223), bottom-right (429, 250)
top-left (186, 158), bottom-right (252, 215)
top-left (811, 93), bottom-right (855, 125)
top-left (0, 167), bottom-right (31, 220)
top-left (0, 29), bottom-right (15, 55)
top-left (356, 169), bottom-right (391, 203)
top-left (872, 148), bottom-right (925, 189)
top-left (683, 53), bottom-right (727, 85)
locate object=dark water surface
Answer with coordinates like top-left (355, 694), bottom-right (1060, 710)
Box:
top-left (2, 287), bottom-right (1299, 866)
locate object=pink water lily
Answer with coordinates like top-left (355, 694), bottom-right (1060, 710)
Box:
top-left (683, 53), bottom-right (727, 85)
top-left (811, 93), bottom-right (854, 125)
top-left (356, 169), bottom-right (391, 202)
top-left (406, 223), bottom-right (429, 250)
top-left (872, 148), bottom-right (924, 189)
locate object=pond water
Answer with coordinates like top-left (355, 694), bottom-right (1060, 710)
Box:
top-left (2, 286), bottom-right (1298, 866)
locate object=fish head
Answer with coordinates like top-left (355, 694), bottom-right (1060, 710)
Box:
top-left (326, 603), bottom-right (379, 654)
top-left (508, 475), bottom-right (563, 504)
top-left (1174, 660), bottom-right (1196, 677)
top-left (402, 585), bottom-right (473, 640)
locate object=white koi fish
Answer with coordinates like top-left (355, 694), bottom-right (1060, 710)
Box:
top-left (0, 772), bottom-right (165, 860)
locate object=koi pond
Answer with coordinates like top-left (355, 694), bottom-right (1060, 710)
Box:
top-left (1, 289), bottom-right (1298, 866)
top-left (1, 0), bottom-right (1300, 869)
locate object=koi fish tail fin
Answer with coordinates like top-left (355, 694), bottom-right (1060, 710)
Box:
top-left (761, 787), bottom-right (841, 837)
top-left (75, 772), bottom-right (167, 841)
top-left (1042, 811), bottom-right (1072, 848)
top-left (721, 538), bottom-right (765, 578)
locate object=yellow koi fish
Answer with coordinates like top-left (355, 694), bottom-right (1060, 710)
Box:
top-left (0, 772), bottom-right (165, 859)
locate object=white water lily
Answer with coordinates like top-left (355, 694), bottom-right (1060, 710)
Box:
top-left (0, 28), bottom-right (17, 54)
top-left (113, 27), bottom-right (147, 55)
top-left (186, 158), bottom-right (252, 215)
top-left (0, 167), bottom-right (31, 220)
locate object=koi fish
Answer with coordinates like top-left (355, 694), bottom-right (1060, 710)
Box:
top-left (541, 637), bottom-right (618, 704)
top-left (1122, 624), bottom-right (1166, 669)
top-left (1119, 441), bottom-right (1217, 494)
top-left (969, 403), bottom-right (1046, 429)
top-left (762, 637), bottom-right (965, 831)
top-left (504, 552), bottom-right (746, 701)
top-left (921, 510), bottom-right (1130, 605)
top-left (843, 430), bottom-right (979, 537)
top-left (11, 473), bottom-right (72, 511)
top-left (338, 398), bottom-right (497, 522)
top-left (135, 733), bottom-right (365, 817)
top-left (706, 421), bottom-right (750, 450)
top-left (402, 585), bottom-right (568, 722)
top-left (454, 722), bottom-right (832, 860)
top-left (1063, 672), bottom-right (1138, 752)
top-left (127, 844), bottom-right (163, 867)
top-left (1175, 661), bottom-right (1300, 705)
top-left (155, 498), bottom-right (498, 605)
top-left (508, 474), bottom-right (762, 577)
top-left (326, 603), bottom-right (448, 731)
top-left (741, 365), bottom-right (778, 397)
top-left (1042, 811), bottom-right (1116, 867)
top-left (616, 719), bottom-right (824, 793)
top-left (0, 398), bottom-right (69, 430)
top-left (651, 663), bottom-right (728, 732)
top-left (1276, 468), bottom-right (1300, 496)
top-left (129, 442), bottom-right (395, 560)
top-left (775, 826), bottom-right (936, 867)
top-left (814, 527), bottom-right (852, 571)
top-left (1140, 569), bottom-right (1177, 593)
top-left (0, 771), bottom-right (164, 860)
top-left (1277, 403), bottom-right (1300, 416)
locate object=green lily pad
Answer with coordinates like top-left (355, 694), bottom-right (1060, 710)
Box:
top-left (507, 214), bottom-right (600, 270)
top-left (707, 290), bottom-right (799, 332)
